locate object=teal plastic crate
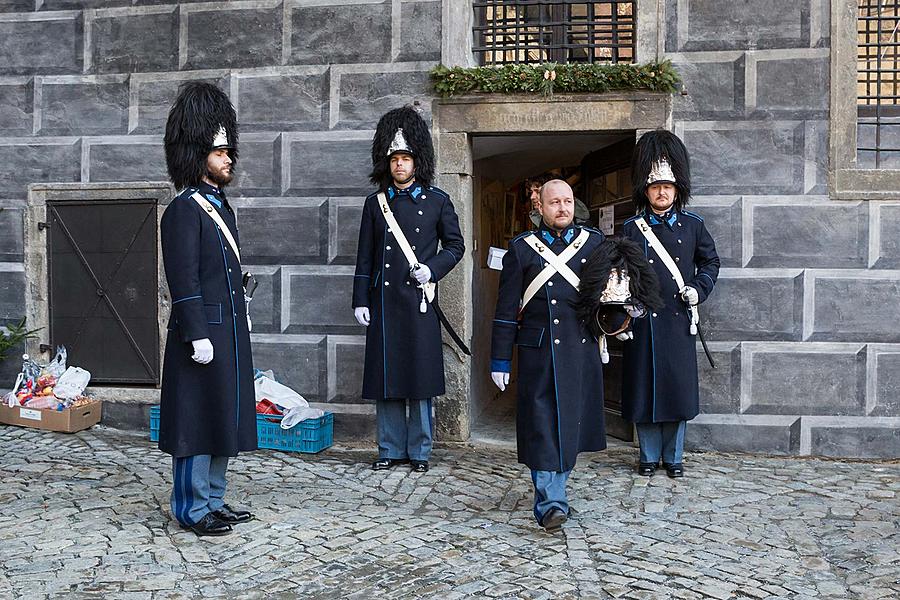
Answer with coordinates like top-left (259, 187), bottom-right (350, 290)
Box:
top-left (150, 405), bottom-right (332, 453)
top-left (149, 405), bottom-right (160, 442)
top-left (256, 412), bottom-right (333, 453)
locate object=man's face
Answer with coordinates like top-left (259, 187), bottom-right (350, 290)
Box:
top-left (206, 149), bottom-right (233, 186)
top-left (539, 182), bottom-right (575, 231)
top-left (647, 182), bottom-right (676, 213)
top-left (528, 183), bottom-right (542, 210)
top-left (390, 153), bottom-right (415, 185)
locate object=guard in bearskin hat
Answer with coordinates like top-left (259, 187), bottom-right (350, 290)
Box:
top-left (489, 179), bottom-right (608, 532)
top-left (352, 105), bottom-right (465, 473)
top-left (619, 130), bottom-right (720, 478)
top-left (158, 81), bottom-right (256, 535)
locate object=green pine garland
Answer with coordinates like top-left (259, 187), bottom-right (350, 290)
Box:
top-left (430, 61), bottom-right (680, 97)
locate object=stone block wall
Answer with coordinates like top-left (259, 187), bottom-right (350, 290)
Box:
top-left (668, 0), bottom-right (900, 458)
top-left (1, 0), bottom-right (896, 458)
top-left (0, 0), bottom-right (441, 431)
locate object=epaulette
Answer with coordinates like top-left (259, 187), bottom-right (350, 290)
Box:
top-left (623, 215), bottom-right (640, 226)
top-left (681, 210), bottom-right (704, 222)
top-left (425, 185), bottom-right (450, 199)
top-left (365, 190), bottom-right (382, 201)
top-left (511, 229), bottom-right (537, 243)
top-left (580, 225), bottom-right (604, 236)
top-left (174, 187), bottom-right (199, 202)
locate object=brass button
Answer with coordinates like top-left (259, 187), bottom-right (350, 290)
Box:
top-left (385, 263), bottom-right (390, 268)
top-left (553, 319), bottom-right (559, 324)
top-left (418, 210), bottom-right (423, 215)
top-left (649, 259), bottom-right (654, 263)
top-left (385, 282), bottom-right (390, 286)
top-left (551, 299), bottom-right (557, 305)
top-left (386, 246), bottom-right (391, 250)
top-left (554, 339), bottom-right (560, 345)
top-left (548, 281), bottom-right (554, 286)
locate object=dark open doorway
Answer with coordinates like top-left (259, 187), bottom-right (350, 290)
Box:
top-left (469, 132), bottom-right (637, 443)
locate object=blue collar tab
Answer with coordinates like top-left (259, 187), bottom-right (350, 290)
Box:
top-left (205, 194), bottom-right (222, 209)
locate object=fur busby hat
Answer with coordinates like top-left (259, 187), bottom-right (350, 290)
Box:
top-left (164, 81), bottom-right (239, 190)
top-left (576, 237), bottom-right (664, 340)
top-left (370, 105), bottom-right (435, 191)
top-left (631, 130), bottom-right (691, 212)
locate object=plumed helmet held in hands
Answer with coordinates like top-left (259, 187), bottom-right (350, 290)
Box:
top-left (164, 81), bottom-right (239, 191)
top-left (370, 104), bottom-right (435, 191)
top-left (576, 237), bottom-right (664, 342)
top-left (631, 129), bottom-right (691, 212)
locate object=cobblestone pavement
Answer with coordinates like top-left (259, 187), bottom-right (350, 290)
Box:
top-left (1, 425), bottom-right (898, 600)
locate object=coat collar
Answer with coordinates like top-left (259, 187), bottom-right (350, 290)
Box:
top-left (646, 208), bottom-right (677, 228)
top-left (198, 181), bottom-right (227, 209)
top-left (387, 182), bottom-right (423, 203)
top-left (538, 220), bottom-right (578, 246)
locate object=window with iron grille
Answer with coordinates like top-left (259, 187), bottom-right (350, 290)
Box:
top-left (858, 0), bottom-right (900, 168)
top-left (473, 1), bottom-right (635, 65)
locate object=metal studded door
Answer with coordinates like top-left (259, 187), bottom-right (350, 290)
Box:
top-left (46, 199), bottom-right (159, 385)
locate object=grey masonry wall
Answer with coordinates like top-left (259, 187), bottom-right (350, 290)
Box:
top-left (1, 0), bottom-right (897, 458)
top-left (667, 0), bottom-right (899, 458)
top-left (0, 0), bottom-right (441, 434)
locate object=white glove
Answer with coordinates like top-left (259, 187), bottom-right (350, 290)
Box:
top-left (679, 285), bottom-right (699, 305)
top-left (354, 307), bottom-right (370, 327)
top-left (245, 295), bottom-right (253, 332)
top-left (615, 331), bottom-right (633, 341)
top-left (491, 371), bottom-right (510, 391)
top-left (191, 338), bottom-right (214, 364)
top-left (411, 264), bottom-right (432, 285)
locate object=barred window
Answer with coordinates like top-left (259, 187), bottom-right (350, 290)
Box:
top-left (858, 0), bottom-right (900, 168)
top-left (473, 1), bottom-right (635, 65)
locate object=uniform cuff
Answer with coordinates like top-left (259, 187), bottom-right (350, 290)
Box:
top-left (491, 359), bottom-right (511, 373)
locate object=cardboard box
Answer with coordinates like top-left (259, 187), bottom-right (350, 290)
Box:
top-left (0, 400), bottom-right (102, 433)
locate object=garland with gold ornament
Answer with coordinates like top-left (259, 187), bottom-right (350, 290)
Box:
top-left (430, 61), bottom-right (680, 97)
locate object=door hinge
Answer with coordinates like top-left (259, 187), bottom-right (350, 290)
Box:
top-left (38, 222), bottom-right (50, 231)
top-left (39, 344), bottom-right (52, 354)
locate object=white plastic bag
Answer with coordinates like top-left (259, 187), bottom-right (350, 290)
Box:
top-left (45, 346), bottom-right (67, 378)
top-left (54, 366), bottom-right (91, 400)
top-left (254, 375), bottom-right (308, 409)
top-left (253, 374), bottom-right (323, 429)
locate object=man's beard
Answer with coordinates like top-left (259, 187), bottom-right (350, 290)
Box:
top-left (392, 170), bottom-right (415, 186)
top-left (208, 166), bottom-right (234, 187)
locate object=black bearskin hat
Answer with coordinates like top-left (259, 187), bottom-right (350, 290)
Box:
top-left (576, 237), bottom-right (664, 339)
top-left (370, 105), bottom-right (435, 191)
top-left (164, 81), bottom-right (239, 190)
top-left (631, 130), bottom-right (691, 212)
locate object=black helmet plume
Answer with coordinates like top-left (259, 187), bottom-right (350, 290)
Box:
top-left (370, 105), bottom-right (435, 191)
top-left (164, 81), bottom-right (239, 190)
top-left (631, 130), bottom-right (691, 212)
top-left (576, 237), bottom-right (664, 339)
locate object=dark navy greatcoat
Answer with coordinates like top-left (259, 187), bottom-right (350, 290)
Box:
top-left (352, 183), bottom-right (465, 400)
top-left (159, 181), bottom-right (257, 458)
top-left (491, 222), bottom-right (607, 473)
top-left (621, 209), bottom-right (720, 424)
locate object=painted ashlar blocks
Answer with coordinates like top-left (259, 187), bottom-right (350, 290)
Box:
top-left (0, 0), bottom-right (897, 456)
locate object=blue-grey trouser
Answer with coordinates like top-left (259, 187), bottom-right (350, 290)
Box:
top-left (531, 469), bottom-right (571, 525)
top-left (171, 455), bottom-right (229, 526)
top-left (377, 398), bottom-right (433, 461)
top-left (636, 421), bottom-right (686, 465)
